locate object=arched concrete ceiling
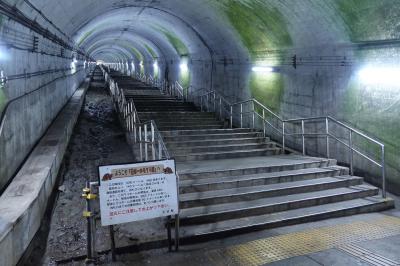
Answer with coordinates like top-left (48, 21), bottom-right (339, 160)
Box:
top-left (87, 37), bottom-right (155, 63)
top-left (8, 0), bottom-right (400, 63)
top-left (81, 29), bottom-right (176, 62)
top-left (11, 0), bottom-right (247, 62)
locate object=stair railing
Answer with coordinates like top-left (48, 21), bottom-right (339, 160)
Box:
top-left (168, 81), bottom-right (185, 101)
top-left (100, 65), bottom-right (171, 162)
top-left (194, 89), bottom-right (386, 198)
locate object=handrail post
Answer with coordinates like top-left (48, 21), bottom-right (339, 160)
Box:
top-left (219, 97), bottom-right (222, 120)
top-left (230, 105), bottom-right (233, 129)
top-left (139, 126), bottom-right (143, 161)
top-left (240, 103), bottom-right (243, 128)
top-left (144, 124), bottom-right (148, 161)
top-left (349, 131), bottom-right (354, 175)
top-left (262, 109), bottom-right (266, 138)
top-left (326, 117), bottom-right (330, 158)
top-left (151, 122), bottom-right (156, 161)
top-left (213, 92), bottom-right (216, 112)
top-left (201, 97), bottom-right (203, 112)
top-left (301, 120), bottom-right (305, 155)
top-left (381, 145), bottom-right (386, 198)
top-left (282, 122), bottom-right (285, 153)
top-left (252, 101), bottom-right (255, 129)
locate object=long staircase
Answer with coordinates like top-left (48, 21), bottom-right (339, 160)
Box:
top-left (108, 69), bottom-right (394, 243)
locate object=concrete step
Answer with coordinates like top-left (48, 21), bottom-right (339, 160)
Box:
top-left (125, 91), bottom-right (163, 96)
top-left (174, 147), bottom-right (282, 162)
top-left (180, 185), bottom-right (379, 225)
top-left (179, 176), bottom-right (363, 208)
top-left (127, 95), bottom-right (177, 99)
top-left (178, 157), bottom-right (337, 180)
top-left (179, 166), bottom-right (348, 193)
top-left (178, 196), bottom-right (394, 242)
top-left (138, 112), bottom-right (215, 118)
top-left (132, 99), bottom-right (183, 103)
top-left (169, 142), bottom-right (276, 155)
top-left (157, 121), bottom-right (224, 127)
top-left (165, 137), bottom-right (268, 148)
top-left (159, 125), bottom-right (225, 131)
top-left (153, 118), bottom-right (219, 123)
top-left (136, 107), bottom-right (198, 112)
top-left (161, 128), bottom-right (254, 136)
top-left (163, 132), bottom-right (264, 142)
top-left (134, 102), bottom-right (196, 107)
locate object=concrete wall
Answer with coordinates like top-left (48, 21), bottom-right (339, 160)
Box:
top-left (0, 17), bottom-right (89, 191)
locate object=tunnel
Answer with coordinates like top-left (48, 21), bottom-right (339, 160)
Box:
top-left (0, 0), bottom-right (399, 265)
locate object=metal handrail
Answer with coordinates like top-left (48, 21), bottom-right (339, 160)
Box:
top-left (171, 81), bottom-right (185, 100)
top-left (193, 89), bottom-right (386, 198)
top-left (100, 65), bottom-right (171, 162)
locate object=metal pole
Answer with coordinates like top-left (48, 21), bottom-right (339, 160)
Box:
top-left (252, 101), bottom-right (255, 129)
top-left (219, 98), bottom-right (222, 120)
top-left (144, 124), bottom-right (148, 161)
top-left (167, 216), bottom-right (172, 252)
top-left (230, 105), bottom-right (233, 129)
top-left (381, 145), bottom-right (386, 198)
top-left (109, 225), bottom-right (116, 261)
top-left (302, 120), bottom-right (305, 155)
top-left (262, 109), bottom-right (266, 138)
top-left (158, 141), bottom-right (162, 160)
top-left (151, 123), bottom-right (156, 160)
top-left (349, 131), bottom-right (354, 175)
top-left (174, 214), bottom-right (180, 251)
top-left (213, 92), bottom-right (216, 112)
top-left (326, 117), bottom-right (330, 158)
top-left (282, 122), bottom-right (285, 153)
top-left (240, 103), bottom-right (243, 128)
top-left (201, 97), bottom-right (203, 112)
top-left (139, 126), bottom-right (143, 161)
top-left (84, 181), bottom-right (93, 263)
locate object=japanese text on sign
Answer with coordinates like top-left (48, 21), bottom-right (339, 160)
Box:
top-left (99, 160), bottom-right (178, 226)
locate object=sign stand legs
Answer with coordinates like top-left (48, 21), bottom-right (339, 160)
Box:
top-left (167, 215), bottom-right (172, 252)
top-left (109, 225), bottom-right (116, 261)
top-left (174, 214), bottom-right (180, 251)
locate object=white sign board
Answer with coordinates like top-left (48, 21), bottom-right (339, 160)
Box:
top-left (98, 159), bottom-right (178, 226)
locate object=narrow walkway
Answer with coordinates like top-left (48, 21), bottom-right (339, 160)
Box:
top-left (30, 70), bottom-right (135, 264)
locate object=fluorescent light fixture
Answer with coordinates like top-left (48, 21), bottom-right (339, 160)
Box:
top-left (180, 62), bottom-right (188, 72)
top-left (358, 66), bottom-right (400, 86)
top-left (252, 66), bottom-right (273, 73)
top-left (0, 47), bottom-right (10, 61)
top-left (140, 61), bottom-right (143, 67)
top-left (153, 61), bottom-right (158, 69)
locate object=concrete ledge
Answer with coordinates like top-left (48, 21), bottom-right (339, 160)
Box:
top-left (0, 79), bottom-right (90, 266)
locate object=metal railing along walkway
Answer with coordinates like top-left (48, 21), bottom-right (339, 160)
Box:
top-left (196, 90), bottom-right (387, 198)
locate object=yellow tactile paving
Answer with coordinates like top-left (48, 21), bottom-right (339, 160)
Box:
top-left (206, 215), bottom-right (400, 266)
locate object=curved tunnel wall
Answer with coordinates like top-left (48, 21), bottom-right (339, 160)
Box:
top-left (0, 0), bottom-right (400, 194)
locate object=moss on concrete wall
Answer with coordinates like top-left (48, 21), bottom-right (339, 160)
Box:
top-left (340, 67), bottom-right (400, 189)
top-left (120, 42), bottom-right (143, 61)
top-left (77, 28), bottom-right (96, 46)
top-left (249, 72), bottom-right (284, 114)
top-left (154, 25), bottom-right (189, 56)
top-left (212, 0), bottom-right (291, 113)
top-left (214, 0), bottom-right (292, 58)
top-left (144, 44), bottom-right (157, 59)
top-left (337, 0), bottom-right (400, 41)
